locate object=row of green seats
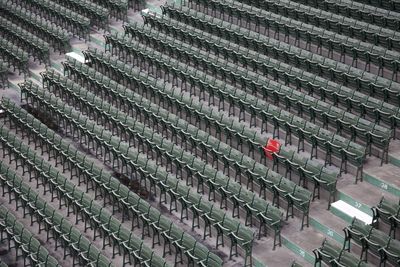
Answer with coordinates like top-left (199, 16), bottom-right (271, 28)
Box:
top-left (80, 48), bottom-right (342, 193)
top-left (0, 123), bottom-right (169, 267)
top-left (91, 0), bottom-right (128, 20)
top-left (0, 205), bottom-right (60, 267)
top-left (195, 0), bottom-right (400, 51)
top-left (83, 48), bottom-right (292, 162)
top-left (0, 0), bottom-right (70, 52)
top-left (286, 0), bottom-right (400, 31)
top-left (163, 3), bottom-right (400, 96)
top-left (141, 13), bottom-right (400, 133)
top-left (104, 31), bottom-right (342, 180)
top-left (371, 197), bottom-right (400, 239)
top-left (344, 218), bottom-right (400, 265)
top-left (354, 0), bottom-right (400, 12)
top-left (162, 4), bottom-right (400, 107)
top-left (62, 57), bottom-right (337, 209)
top-left (0, 17), bottom-right (50, 64)
top-left (85, 47), bottom-right (363, 185)
top-left (12, 0), bottom-right (90, 39)
top-left (0, 59), bottom-right (7, 88)
top-left (121, 23), bottom-right (392, 164)
top-left (1, 97), bottom-right (223, 267)
top-left (0, 38), bottom-right (29, 76)
top-left (51, 0), bottom-right (109, 29)
top-left (42, 70), bottom-right (291, 235)
top-left (313, 238), bottom-right (371, 267)
top-left (291, 260), bottom-right (303, 267)
top-left (98, 36), bottom-right (366, 179)
top-left (142, 9), bottom-right (400, 78)
top-left (0, 161), bottom-right (112, 267)
top-left (42, 68), bottom-right (286, 245)
top-left (19, 81), bottom-right (256, 266)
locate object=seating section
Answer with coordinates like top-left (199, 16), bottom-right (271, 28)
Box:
top-left (0, 0), bottom-right (71, 52)
top-left (0, 113), bottom-right (171, 267)
top-left (0, 0), bottom-right (399, 264)
top-left (41, 69), bottom-right (289, 233)
top-left (0, 159), bottom-right (113, 267)
top-left (8, 0), bottom-right (90, 39)
top-left (0, 0), bottom-right (140, 93)
top-left (62, 57), bottom-right (340, 212)
top-left (187, 0), bottom-right (399, 76)
top-left (64, 53), bottom-right (335, 212)
top-left (119, 22), bottom-right (392, 164)
top-left (165, 2), bottom-right (400, 93)
top-left (372, 197), bottom-right (400, 238)
top-left (140, 12), bottom-right (400, 136)
top-left (51, 0), bottom-right (110, 28)
top-left (105, 26), bottom-right (368, 178)
top-left (209, 0), bottom-right (400, 51)
top-left (19, 80), bottom-right (257, 265)
top-left (1, 97), bottom-right (223, 267)
top-left (0, 60), bottom-right (7, 88)
top-left (0, 17), bottom-right (50, 64)
top-left (286, 0), bottom-right (400, 31)
top-left (0, 39), bottom-right (29, 76)
top-left (313, 238), bottom-right (371, 267)
top-left (343, 217), bottom-right (400, 265)
top-left (162, 2), bottom-right (400, 101)
top-left (0, 206), bottom-right (60, 267)
top-left (353, 0), bottom-right (400, 11)
top-left (90, 0), bottom-right (129, 20)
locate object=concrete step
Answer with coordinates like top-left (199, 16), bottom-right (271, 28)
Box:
top-left (363, 157), bottom-right (400, 198)
top-left (337, 173), bottom-right (396, 211)
top-left (330, 200), bottom-right (372, 224)
top-left (388, 139), bottom-right (400, 169)
top-left (281, 217), bottom-right (324, 264)
top-left (309, 202), bottom-right (346, 244)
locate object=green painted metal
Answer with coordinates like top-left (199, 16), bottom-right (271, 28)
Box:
top-left (29, 70), bottom-right (42, 82)
top-left (50, 61), bottom-right (63, 70)
top-left (72, 47), bottom-right (82, 54)
top-left (89, 35), bottom-right (105, 46)
top-left (330, 205), bottom-right (353, 224)
top-left (253, 258), bottom-right (267, 267)
top-left (309, 218), bottom-right (344, 244)
top-left (389, 154), bottom-right (400, 168)
top-left (363, 171), bottom-right (400, 197)
top-left (282, 237), bottom-right (314, 264)
top-left (145, 3), bottom-right (162, 13)
top-left (8, 81), bottom-right (20, 91)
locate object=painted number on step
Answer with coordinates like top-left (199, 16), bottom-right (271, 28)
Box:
top-left (380, 182), bottom-right (388, 190)
top-left (327, 229), bottom-right (334, 237)
top-left (355, 201), bottom-right (362, 209)
top-left (299, 249), bottom-right (305, 258)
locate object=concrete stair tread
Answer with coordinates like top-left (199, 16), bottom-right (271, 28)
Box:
top-left (252, 242), bottom-right (311, 267)
top-left (281, 215), bottom-right (326, 256)
top-left (337, 173), bottom-right (395, 210)
top-left (364, 158), bottom-right (400, 195)
top-left (309, 202), bottom-right (347, 241)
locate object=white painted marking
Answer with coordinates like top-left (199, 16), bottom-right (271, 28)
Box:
top-left (331, 200), bottom-right (372, 225)
top-left (66, 52), bottom-right (85, 63)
